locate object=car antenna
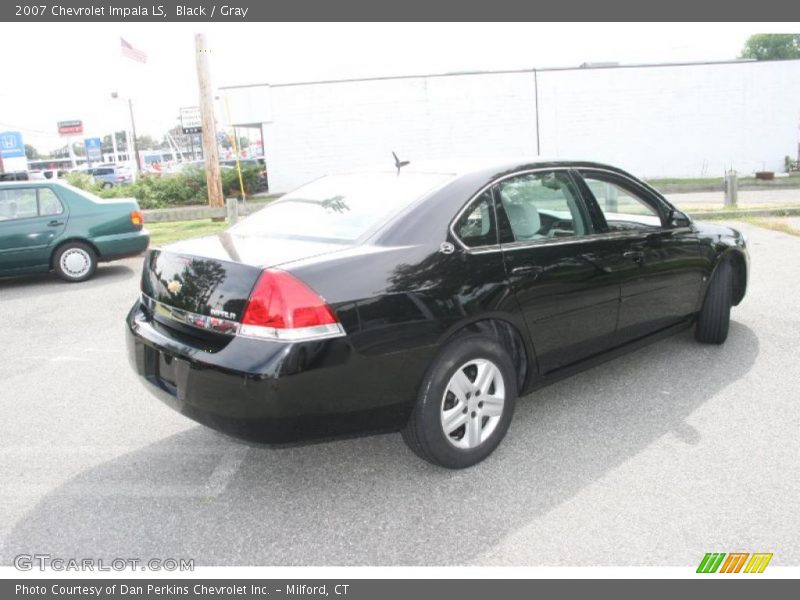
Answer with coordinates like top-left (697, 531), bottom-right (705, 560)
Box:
top-left (392, 151), bottom-right (410, 175)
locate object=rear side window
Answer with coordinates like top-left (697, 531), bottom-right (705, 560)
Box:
top-left (453, 191), bottom-right (497, 248)
top-left (38, 188), bottom-right (64, 216)
top-left (232, 172), bottom-right (453, 243)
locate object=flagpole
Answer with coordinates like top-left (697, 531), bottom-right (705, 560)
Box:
top-left (118, 37), bottom-right (147, 181)
top-left (127, 98), bottom-right (142, 174)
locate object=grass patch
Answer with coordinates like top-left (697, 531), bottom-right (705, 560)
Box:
top-left (647, 176), bottom-right (800, 187)
top-left (676, 203), bottom-right (800, 212)
top-left (741, 217), bottom-right (800, 236)
top-left (646, 177), bottom-right (724, 186)
top-left (147, 219), bottom-right (230, 246)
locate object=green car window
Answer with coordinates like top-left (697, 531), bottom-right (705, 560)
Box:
top-left (38, 188), bottom-right (64, 216)
top-left (0, 188), bottom-right (38, 221)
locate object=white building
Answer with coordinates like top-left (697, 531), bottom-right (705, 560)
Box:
top-left (221, 59), bottom-right (800, 192)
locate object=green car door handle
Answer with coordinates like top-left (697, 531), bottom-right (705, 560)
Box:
top-left (47, 220), bottom-right (65, 227)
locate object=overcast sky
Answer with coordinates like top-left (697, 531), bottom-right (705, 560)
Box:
top-left (0, 22), bottom-right (795, 152)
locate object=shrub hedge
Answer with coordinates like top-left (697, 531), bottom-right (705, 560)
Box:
top-left (64, 165), bottom-right (263, 209)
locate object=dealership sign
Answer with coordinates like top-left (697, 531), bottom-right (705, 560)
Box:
top-left (180, 107), bottom-right (201, 134)
top-left (0, 131), bottom-right (25, 158)
top-left (58, 120), bottom-right (83, 135)
top-left (84, 137), bottom-right (103, 162)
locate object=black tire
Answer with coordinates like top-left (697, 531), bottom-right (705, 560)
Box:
top-left (402, 334), bottom-right (517, 469)
top-left (695, 259), bottom-right (733, 344)
top-left (53, 242), bottom-right (97, 282)
top-left (102, 182), bottom-right (113, 189)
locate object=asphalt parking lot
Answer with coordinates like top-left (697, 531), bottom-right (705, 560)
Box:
top-left (0, 221), bottom-right (798, 567)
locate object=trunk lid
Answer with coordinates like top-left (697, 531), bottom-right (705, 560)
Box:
top-left (141, 231), bottom-right (349, 323)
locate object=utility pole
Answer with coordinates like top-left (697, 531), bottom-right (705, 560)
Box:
top-left (111, 131), bottom-right (118, 163)
top-left (195, 33), bottom-right (223, 208)
top-left (127, 98), bottom-right (142, 174)
top-left (112, 92), bottom-right (141, 181)
top-left (67, 138), bottom-right (77, 169)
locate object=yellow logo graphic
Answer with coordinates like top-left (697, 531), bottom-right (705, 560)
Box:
top-left (697, 552), bottom-right (773, 573)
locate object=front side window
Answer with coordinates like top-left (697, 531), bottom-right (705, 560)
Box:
top-left (496, 171), bottom-right (590, 242)
top-left (580, 173), bottom-right (662, 231)
top-left (453, 191), bottom-right (496, 248)
top-left (0, 188), bottom-right (38, 221)
top-left (232, 172), bottom-right (453, 243)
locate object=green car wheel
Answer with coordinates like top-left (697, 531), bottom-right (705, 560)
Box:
top-left (53, 242), bottom-right (97, 282)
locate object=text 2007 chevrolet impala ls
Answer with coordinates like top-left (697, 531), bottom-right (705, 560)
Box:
top-left (126, 159), bottom-right (748, 468)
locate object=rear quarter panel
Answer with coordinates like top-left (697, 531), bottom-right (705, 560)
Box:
top-left (284, 241), bottom-right (527, 410)
top-left (54, 185), bottom-right (149, 259)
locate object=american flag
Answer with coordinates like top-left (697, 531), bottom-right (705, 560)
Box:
top-left (121, 38), bottom-right (147, 63)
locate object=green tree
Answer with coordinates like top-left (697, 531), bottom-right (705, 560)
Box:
top-left (135, 134), bottom-right (159, 150)
top-left (24, 144), bottom-right (39, 160)
top-left (741, 34), bottom-right (800, 60)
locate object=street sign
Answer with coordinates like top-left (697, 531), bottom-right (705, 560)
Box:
top-left (180, 106), bottom-right (201, 134)
top-left (0, 131), bottom-right (25, 158)
top-left (58, 120), bottom-right (83, 135)
top-left (84, 137), bottom-right (103, 162)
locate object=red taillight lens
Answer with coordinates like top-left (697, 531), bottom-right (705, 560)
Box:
top-left (240, 270), bottom-right (341, 340)
top-left (130, 210), bottom-right (143, 226)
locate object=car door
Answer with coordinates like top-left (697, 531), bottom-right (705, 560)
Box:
top-left (0, 186), bottom-right (67, 273)
top-left (494, 169), bottom-right (625, 373)
top-left (575, 169), bottom-right (704, 343)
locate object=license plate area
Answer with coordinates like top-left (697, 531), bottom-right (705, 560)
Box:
top-left (158, 352), bottom-right (177, 387)
top-left (142, 344), bottom-right (179, 396)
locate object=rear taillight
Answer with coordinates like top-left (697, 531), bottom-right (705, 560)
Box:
top-left (116, 175), bottom-right (125, 181)
top-left (240, 270), bottom-right (344, 341)
top-left (130, 210), bottom-right (143, 227)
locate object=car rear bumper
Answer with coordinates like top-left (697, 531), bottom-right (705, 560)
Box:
top-left (125, 299), bottom-right (426, 444)
top-left (96, 230), bottom-right (149, 261)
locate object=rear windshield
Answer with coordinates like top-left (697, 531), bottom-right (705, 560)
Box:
top-left (231, 172), bottom-right (453, 243)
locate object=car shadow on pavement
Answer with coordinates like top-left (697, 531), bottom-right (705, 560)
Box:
top-left (0, 262), bottom-right (138, 294)
top-left (1, 322), bottom-right (758, 566)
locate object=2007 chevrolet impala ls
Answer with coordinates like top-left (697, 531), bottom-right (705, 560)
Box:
top-left (126, 159), bottom-right (748, 468)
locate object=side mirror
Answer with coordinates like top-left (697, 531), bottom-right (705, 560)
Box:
top-left (668, 209), bottom-right (691, 228)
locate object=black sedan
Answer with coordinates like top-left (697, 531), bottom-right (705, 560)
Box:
top-left (126, 159), bottom-right (749, 468)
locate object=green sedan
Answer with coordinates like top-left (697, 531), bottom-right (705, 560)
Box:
top-left (0, 181), bottom-right (149, 282)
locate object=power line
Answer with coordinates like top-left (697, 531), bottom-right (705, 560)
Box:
top-left (0, 121), bottom-right (62, 137)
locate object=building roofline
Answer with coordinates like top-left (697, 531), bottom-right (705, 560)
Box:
top-left (219, 57), bottom-right (800, 91)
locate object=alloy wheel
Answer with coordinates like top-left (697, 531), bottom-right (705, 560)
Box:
top-left (440, 358), bottom-right (506, 449)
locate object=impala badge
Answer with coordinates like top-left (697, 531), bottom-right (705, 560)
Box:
top-left (210, 308), bottom-right (237, 320)
top-left (167, 280), bottom-right (182, 294)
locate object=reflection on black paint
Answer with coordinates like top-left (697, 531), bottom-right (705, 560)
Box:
top-left (155, 258), bottom-right (227, 315)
